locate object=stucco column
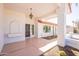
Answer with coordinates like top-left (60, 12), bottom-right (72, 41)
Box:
top-left (57, 4), bottom-right (66, 47)
top-left (35, 17), bottom-right (38, 38)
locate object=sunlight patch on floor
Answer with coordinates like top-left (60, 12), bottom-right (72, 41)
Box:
top-left (39, 40), bottom-right (57, 52)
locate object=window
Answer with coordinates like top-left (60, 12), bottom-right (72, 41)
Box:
top-left (43, 25), bottom-right (51, 33)
top-left (48, 26), bottom-right (51, 32)
top-left (32, 25), bottom-right (34, 35)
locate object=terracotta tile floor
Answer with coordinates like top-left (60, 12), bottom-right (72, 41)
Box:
top-left (2, 37), bottom-right (57, 56)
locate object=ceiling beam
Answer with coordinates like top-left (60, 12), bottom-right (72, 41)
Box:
top-left (68, 3), bottom-right (72, 13)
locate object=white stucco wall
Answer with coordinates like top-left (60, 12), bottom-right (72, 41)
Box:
top-left (4, 9), bottom-right (35, 44)
top-left (0, 4), bottom-right (4, 52)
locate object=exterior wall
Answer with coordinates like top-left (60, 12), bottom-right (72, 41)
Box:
top-left (0, 4), bottom-right (4, 52)
top-left (38, 22), bottom-right (54, 38)
top-left (4, 9), bottom-right (35, 44)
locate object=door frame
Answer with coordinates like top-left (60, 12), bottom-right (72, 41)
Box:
top-left (25, 24), bottom-right (30, 37)
top-left (25, 24), bottom-right (35, 38)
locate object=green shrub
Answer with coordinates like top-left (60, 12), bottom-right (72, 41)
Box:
top-left (58, 51), bottom-right (67, 56)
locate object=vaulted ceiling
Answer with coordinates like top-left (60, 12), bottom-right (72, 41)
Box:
top-left (4, 3), bottom-right (71, 18)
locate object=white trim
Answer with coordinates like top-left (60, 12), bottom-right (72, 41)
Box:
top-left (39, 40), bottom-right (57, 52)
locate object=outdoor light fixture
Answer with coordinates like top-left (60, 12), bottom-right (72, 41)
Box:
top-left (29, 8), bottom-right (34, 19)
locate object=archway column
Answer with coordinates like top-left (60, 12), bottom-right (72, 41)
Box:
top-left (35, 17), bottom-right (39, 38)
top-left (57, 4), bottom-right (66, 47)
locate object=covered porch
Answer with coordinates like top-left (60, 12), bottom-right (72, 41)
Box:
top-left (0, 3), bottom-right (77, 56)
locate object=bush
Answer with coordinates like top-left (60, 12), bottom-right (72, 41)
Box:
top-left (58, 51), bottom-right (67, 56)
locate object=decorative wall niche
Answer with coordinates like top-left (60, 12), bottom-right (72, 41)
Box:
top-left (8, 19), bottom-right (21, 37)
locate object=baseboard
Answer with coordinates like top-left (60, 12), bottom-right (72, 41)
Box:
top-left (0, 44), bottom-right (4, 53)
top-left (5, 39), bottom-right (25, 45)
top-left (5, 36), bottom-right (25, 44)
top-left (0, 49), bottom-right (1, 52)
